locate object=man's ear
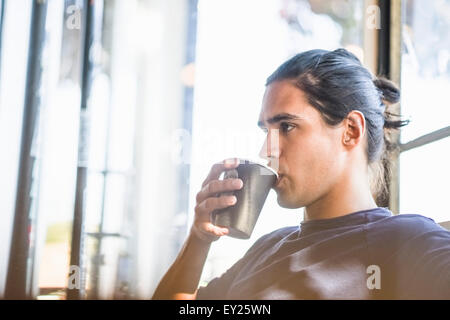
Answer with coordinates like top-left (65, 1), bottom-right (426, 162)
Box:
top-left (342, 110), bottom-right (366, 146)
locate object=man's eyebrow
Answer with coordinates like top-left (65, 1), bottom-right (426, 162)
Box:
top-left (257, 113), bottom-right (303, 127)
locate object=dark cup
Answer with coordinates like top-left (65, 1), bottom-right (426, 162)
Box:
top-left (211, 159), bottom-right (278, 239)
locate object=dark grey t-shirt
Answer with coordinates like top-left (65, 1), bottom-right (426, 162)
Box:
top-left (197, 207), bottom-right (450, 299)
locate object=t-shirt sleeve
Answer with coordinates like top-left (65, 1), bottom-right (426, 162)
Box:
top-left (398, 218), bottom-right (450, 299)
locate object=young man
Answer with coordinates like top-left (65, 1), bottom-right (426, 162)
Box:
top-left (152, 49), bottom-right (450, 299)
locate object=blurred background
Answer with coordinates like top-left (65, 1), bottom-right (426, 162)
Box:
top-left (0, 0), bottom-right (449, 300)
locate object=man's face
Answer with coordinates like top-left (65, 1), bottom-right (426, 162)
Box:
top-left (258, 80), bottom-right (346, 209)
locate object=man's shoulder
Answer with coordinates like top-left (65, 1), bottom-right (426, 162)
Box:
top-left (368, 212), bottom-right (450, 245)
top-left (373, 213), bottom-right (444, 232)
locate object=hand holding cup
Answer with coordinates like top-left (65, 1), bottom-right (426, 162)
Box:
top-left (191, 158), bottom-right (243, 242)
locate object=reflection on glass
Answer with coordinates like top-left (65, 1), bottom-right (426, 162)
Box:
top-left (401, 0), bottom-right (450, 142)
top-left (280, 0), bottom-right (364, 57)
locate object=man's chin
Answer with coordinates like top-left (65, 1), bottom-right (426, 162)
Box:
top-left (276, 192), bottom-right (302, 209)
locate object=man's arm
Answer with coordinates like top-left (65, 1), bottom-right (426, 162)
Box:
top-left (152, 231), bottom-right (211, 300)
top-left (152, 158), bottom-right (243, 300)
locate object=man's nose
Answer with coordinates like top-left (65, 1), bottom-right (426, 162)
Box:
top-left (259, 129), bottom-right (280, 161)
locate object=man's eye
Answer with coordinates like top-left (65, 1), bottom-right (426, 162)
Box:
top-left (280, 122), bottom-right (295, 133)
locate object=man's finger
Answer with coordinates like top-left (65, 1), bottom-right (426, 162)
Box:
top-left (201, 158), bottom-right (240, 188)
top-left (196, 195), bottom-right (237, 215)
top-left (196, 178), bottom-right (243, 204)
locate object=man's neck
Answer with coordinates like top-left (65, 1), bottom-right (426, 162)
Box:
top-left (303, 169), bottom-right (377, 222)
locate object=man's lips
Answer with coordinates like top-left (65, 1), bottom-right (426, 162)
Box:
top-left (275, 174), bottom-right (284, 187)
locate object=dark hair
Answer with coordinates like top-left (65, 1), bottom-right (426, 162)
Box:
top-left (266, 48), bottom-right (409, 201)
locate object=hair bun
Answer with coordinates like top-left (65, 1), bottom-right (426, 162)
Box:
top-left (373, 77), bottom-right (400, 104)
top-left (373, 77), bottom-right (409, 129)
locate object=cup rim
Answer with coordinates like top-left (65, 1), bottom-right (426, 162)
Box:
top-left (235, 158), bottom-right (279, 178)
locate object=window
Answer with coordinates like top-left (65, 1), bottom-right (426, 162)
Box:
top-left (0, 0), bottom-right (32, 297)
top-left (1, 0), bottom-right (195, 299)
top-left (399, 0), bottom-right (450, 224)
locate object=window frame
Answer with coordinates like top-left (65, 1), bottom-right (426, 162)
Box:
top-left (377, 0), bottom-right (450, 218)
